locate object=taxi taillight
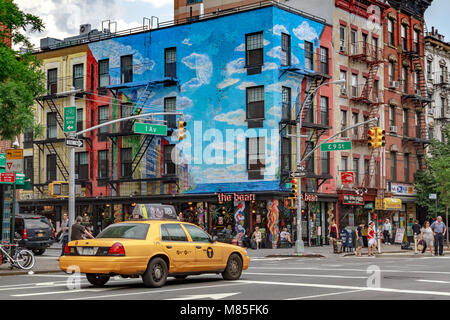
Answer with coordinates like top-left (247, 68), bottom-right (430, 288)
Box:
top-left (64, 244), bottom-right (70, 255)
top-left (108, 242), bottom-right (125, 256)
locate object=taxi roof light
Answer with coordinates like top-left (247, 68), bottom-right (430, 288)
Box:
top-left (108, 242), bottom-right (125, 256)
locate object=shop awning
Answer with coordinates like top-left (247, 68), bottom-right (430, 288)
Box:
top-left (384, 198), bottom-right (402, 210)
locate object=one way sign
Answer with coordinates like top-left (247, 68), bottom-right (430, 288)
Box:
top-left (66, 138), bottom-right (83, 148)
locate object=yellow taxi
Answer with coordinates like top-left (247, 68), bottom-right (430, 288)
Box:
top-left (59, 220), bottom-right (250, 287)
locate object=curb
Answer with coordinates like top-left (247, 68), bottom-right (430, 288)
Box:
top-left (263, 254), bottom-right (325, 258)
top-left (0, 269), bottom-right (61, 276)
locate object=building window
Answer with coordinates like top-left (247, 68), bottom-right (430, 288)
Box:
top-left (364, 159), bottom-right (370, 181)
top-left (246, 32), bottom-right (264, 70)
top-left (165, 47), bottom-right (177, 78)
top-left (441, 97), bottom-right (446, 118)
top-left (304, 41), bottom-right (314, 70)
top-left (305, 141), bottom-right (314, 173)
top-left (415, 70), bottom-right (421, 94)
top-left (90, 64), bottom-right (94, 92)
top-left (246, 86), bottom-right (264, 127)
top-left (352, 112), bottom-right (359, 136)
top-left (121, 55), bottom-right (133, 83)
top-left (353, 158), bottom-right (359, 185)
top-left (416, 112), bottom-right (421, 138)
top-left (372, 37), bottom-right (378, 60)
top-left (427, 60), bottom-right (432, 79)
top-left (98, 105), bottom-right (109, 141)
top-left (319, 47), bottom-right (329, 75)
top-left (281, 137), bottom-right (291, 173)
top-left (340, 70), bottom-right (347, 94)
top-left (24, 156), bottom-right (33, 184)
top-left (373, 79), bottom-right (379, 100)
top-left (351, 73), bottom-right (358, 97)
top-left (401, 24), bottom-right (408, 51)
top-left (404, 153), bottom-right (410, 183)
top-left (247, 137), bottom-right (265, 180)
top-left (164, 97), bottom-right (177, 129)
top-left (390, 106), bottom-right (396, 128)
top-left (75, 152), bottom-right (89, 180)
top-left (402, 67), bottom-right (408, 93)
top-left (388, 19), bottom-right (395, 46)
top-left (388, 62), bottom-right (395, 83)
top-left (320, 96), bottom-right (329, 126)
top-left (164, 145), bottom-right (176, 175)
top-left (414, 30), bottom-right (420, 53)
top-left (321, 151), bottom-right (330, 175)
top-left (403, 109), bottom-right (409, 136)
top-left (24, 129), bottom-right (33, 149)
top-left (390, 152), bottom-right (397, 181)
top-left (339, 25), bottom-right (346, 53)
top-left (98, 150), bottom-right (109, 179)
top-left (47, 68), bottom-right (57, 94)
top-left (46, 154), bottom-right (57, 182)
top-left (341, 110), bottom-right (347, 138)
top-left (282, 87), bottom-right (291, 121)
top-left (120, 148), bottom-right (132, 178)
top-left (98, 59), bottom-right (109, 88)
top-left (47, 112), bottom-right (57, 139)
top-left (341, 156), bottom-right (348, 172)
top-left (77, 109), bottom-right (83, 133)
top-left (120, 103), bottom-right (133, 133)
top-left (281, 33), bottom-right (291, 66)
top-left (351, 29), bottom-right (357, 55)
top-left (73, 64), bottom-right (84, 90)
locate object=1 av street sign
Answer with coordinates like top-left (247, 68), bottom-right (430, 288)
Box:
top-left (134, 123), bottom-right (168, 136)
top-left (291, 171), bottom-right (307, 178)
top-left (64, 106), bottom-right (77, 133)
top-left (320, 141), bottom-right (352, 152)
top-left (66, 138), bottom-right (83, 148)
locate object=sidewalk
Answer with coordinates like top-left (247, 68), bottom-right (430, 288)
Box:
top-left (1, 243), bottom-right (449, 276)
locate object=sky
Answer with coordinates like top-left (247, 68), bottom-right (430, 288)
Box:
top-left (14, 0), bottom-right (174, 48)
top-left (14, 0), bottom-right (450, 49)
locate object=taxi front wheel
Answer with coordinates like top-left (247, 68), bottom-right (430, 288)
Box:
top-left (222, 253), bottom-right (243, 280)
top-left (142, 257), bottom-right (168, 288)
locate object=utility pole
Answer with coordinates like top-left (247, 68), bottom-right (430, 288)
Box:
top-left (68, 88), bottom-right (76, 240)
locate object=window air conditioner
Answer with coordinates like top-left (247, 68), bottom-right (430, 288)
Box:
top-left (389, 81), bottom-right (399, 89)
top-left (390, 125), bottom-right (397, 133)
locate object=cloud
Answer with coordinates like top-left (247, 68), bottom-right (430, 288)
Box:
top-left (270, 24), bottom-right (289, 36)
top-left (214, 109), bottom-right (246, 126)
top-left (235, 43), bottom-right (245, 52)
top-left (262, 62), bottom-right (278, 72)
top-left (182, 38), bottom-right (192, 46)
top-left (266, 79), bottom-right (301, 92)
top-left (217, 78), bottom-right (240, 90)
top-left (267, 105), bottom-right (282, 117)
top-left (181, 53), bottom-right (213, 86)
top-left (225, 58), bottom-right (246, 76)
top-left (236, 82), bottom-right (257, 90)
top-left (267, 46), bottom-right (299, 64)
top-left (293, 21), bottom-right (319, 42)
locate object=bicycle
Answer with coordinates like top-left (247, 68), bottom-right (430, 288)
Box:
top-left (0, 240), bottom-right (35, 270)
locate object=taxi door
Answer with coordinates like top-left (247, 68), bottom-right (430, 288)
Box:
top-left (160, 223), bottom-right (196, 273)
top-left (182, 224), bottom-right (223, 271)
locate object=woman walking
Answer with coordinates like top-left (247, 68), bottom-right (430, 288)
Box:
top-left (367, 221), bottom-right (377, 257)
top-left (420, 221), bottom-right (434, 256)
top-left (328, 219), bottom-right (339, 253)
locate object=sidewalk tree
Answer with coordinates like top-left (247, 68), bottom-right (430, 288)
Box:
top-left (0, 0), bottom-right (45, 140)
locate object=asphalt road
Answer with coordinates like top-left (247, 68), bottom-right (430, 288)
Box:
top-left (1, 253), bottom-right (450, 301)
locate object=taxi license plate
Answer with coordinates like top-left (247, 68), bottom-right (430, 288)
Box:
top-left (82, 247), bottom-right (96, 256)
top-left (37, 233), bottom-right (43, 237)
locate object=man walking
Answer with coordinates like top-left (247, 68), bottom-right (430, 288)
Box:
top-left (383, 219), bottom-right (392, 245)
top-left (57, 213), bottom-right (69, 257)
top-left (71, 216), bottom-right (95, 241)
top-left (412, 220), bottom-right (422, 254)
top-left (431, 216), bottom-right (447, 256)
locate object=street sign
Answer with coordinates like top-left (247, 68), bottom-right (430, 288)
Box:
top-left (5, 149), bottom-right (23, 173)
top-left (15, 173), bottom-right (25, 185)
top-left (66, 138), bottom-right (83, 148)
top-left (291, 171), bottom-right (307, 178)
top-left (429, 193), bottom-right (437, 200)
top-left (134, 123), bottom-right (168, 136)
top-left (6, 149), bottom-right (23, 160)
top-left (341, 172), bottom-right (355, 184)
top-left (0, 173), bottom-right (15, 183)
top-left (0, 153), bottom-right (5, 168)
top-left (64, 106), bottom-right (77, 133)
top-left (320, 141), bottom-right (352, 152)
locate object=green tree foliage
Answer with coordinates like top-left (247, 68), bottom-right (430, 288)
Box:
top-left (0, 0), bottom-right (45, 140)
top-left (414, 126), bottom-right (450, 217)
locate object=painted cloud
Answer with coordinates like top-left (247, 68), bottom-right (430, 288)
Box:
top-left (214, 109), bottom-right (246, 126)
top-left (181, 53), bottom-right (213, 92)
top-left (293, 21), bottom-right (319, 42)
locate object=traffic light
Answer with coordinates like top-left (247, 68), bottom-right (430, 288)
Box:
top-left (368, 128), bottom-right (376, 149)
top-left (178, 119), bottom-right (187, 141)
top-left (375, 127), bottom-right (386, 148)
top-left (291, 179), bottom-right (298, 197)
top-left (49, 181), bottom-right (69, 198)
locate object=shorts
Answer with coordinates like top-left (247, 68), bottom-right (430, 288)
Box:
top-left (368, 238), bottom-right (376, 247)
top-left (357, 238), bottom-right (364, 247)
top-left (330, 232), bottom-right (337, 239)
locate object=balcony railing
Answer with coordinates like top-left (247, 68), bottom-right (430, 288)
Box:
top-left (349, 84), bottom-right (384, 104)
top-left (348, 41), bottom-right (384, 64)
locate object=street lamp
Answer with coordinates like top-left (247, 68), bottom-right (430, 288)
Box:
top-left (294, 79), bottom-right (346, 255)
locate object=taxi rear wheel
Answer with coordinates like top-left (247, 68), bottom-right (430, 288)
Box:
top-left (222, 253), bottom-right (243, 280)
top-left (142, 257), bottom-right (168, 288)
top-left (86, 273), bottom-right (110, 287)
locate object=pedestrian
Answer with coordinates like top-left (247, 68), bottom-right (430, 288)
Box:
top-left (420, 221), bottom-right (434, 256)
top-left (367, 221), bottom-right (377, 257)
top-left (412, 220), bottom-right (422, 253)
top-left (280, 227), bottom-right (292, 248)
top-left (56, 213), bottom-right (70, 257)
top-left (355, 223), bottom-right (365, 257)
top-left (243, 228), bottom-right (251, 248)
top-left (328, 219), bottom-right (339, 253)
top-left (430, 216), bottom-right (447, 256)
top-left (252, 227), bottom-right (262, 249)
top-left (383, 218), bottom-right (392, 245)
top-left (71, 216), bottom-right (95, 241)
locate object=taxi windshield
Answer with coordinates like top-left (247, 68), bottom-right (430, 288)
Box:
top-left (97, 223), bottom-right (149, 240)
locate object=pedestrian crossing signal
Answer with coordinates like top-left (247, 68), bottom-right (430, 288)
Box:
top-left (178, 120), bottom-right (187, 141)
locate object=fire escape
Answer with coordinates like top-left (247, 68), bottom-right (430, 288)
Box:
top-left (347, 41), bottom-right (384, 193)
top-left (279, 48), bottom-right (333, 192)
top-left (401, 44), bottom-right (431, 162)
top-left (34, 76), bottom-right (92, 195)
top-left (104, 75), bottom-right (180, 194)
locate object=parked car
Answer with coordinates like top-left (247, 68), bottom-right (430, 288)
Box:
top-left (15, 214), bottom-right (54, 255)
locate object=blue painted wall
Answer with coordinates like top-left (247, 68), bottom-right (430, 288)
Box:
top-left (88, 6), bottom-right (326, 194)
